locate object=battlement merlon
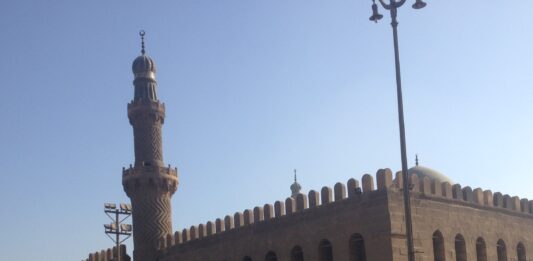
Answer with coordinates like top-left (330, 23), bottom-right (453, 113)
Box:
top-left (82, 245), bottom-right (128, 261)
top-left (122, 165), bottom-right (178, 196)
top-left (122, 164), bottom-right (178, 178)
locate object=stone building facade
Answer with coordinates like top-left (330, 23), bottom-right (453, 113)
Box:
top-left (156, 169), bottom-right (533, 261)
top-left (83, 40), bottom-right (533, 261)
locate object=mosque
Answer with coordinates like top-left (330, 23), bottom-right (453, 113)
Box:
top-left (82, 35), bottom-right (533, 261)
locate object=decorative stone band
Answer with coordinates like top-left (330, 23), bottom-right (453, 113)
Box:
top-left (157, 168), bottom-right (533, 251)
top-left (127, 100), bottom-right (166, 125)
top-left (122, 165), bottom-right (178, 196)
top-left (134, 71), bottom-right (156, 80)
top-left (82, 244), bottom-right (128, 261)
top-left (122, 165), bottom-right (178, 178)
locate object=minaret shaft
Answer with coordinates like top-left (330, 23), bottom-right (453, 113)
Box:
top-left (129, 100), bottom-right (164, 167)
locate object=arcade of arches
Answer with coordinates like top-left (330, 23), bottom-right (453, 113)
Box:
top-left (239, 233), bottom-right (368, 261)
top-left (431, 230), bottom-right (526, 261)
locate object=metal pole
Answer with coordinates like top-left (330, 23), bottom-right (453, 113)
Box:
top-left (390, 4), bottom-right (416, 261)
top-left (116, 210), bottom-right (120, 261)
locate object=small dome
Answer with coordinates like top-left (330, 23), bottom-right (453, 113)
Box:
top-left (290, 182), bottom-right (302, 192)
top-left (132, 54), bottom-right (156, 79)
top-left (408, 165), bottom-right (453, 184)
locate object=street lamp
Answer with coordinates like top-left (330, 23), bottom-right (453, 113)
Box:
top-left (368, 0), bottom-right (426, 261)
top-left (104, 202), bottom-right (132, 261)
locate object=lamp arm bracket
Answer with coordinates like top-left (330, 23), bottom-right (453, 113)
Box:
top-left (105, 233), bottom-right (116, 243)
top-left (378, 0), bottom-right (392, 10)
top-left (119, 214), bottom-right (131, 223)
top-left (120, 235), bottom-right (132, 244)
top-left (105, 212), bottom-right (115, 222)
top-left (395, 0), bottom-right (407, 8)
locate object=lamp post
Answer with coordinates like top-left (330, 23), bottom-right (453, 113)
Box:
top-left (104, 203), bottom-right (133, 261)
top-left (368, 0), bottom-right (427, 260)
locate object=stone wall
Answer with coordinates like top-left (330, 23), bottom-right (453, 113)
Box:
top-left (389, 173), bottom-right (533, 261)
top-left (155, 169), bottom-right (533, 261)
top-left (157, 171), bottom-right (396, 261)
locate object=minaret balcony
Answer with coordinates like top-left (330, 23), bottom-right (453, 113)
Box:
top-left (122, 164), bottom-right (179, 195)
top-left (122, 164), bottom-right (178, 178)
top-left (128, 99), bottom-right (165, 114)
top-left (128, 100), bottom-right (166, 125)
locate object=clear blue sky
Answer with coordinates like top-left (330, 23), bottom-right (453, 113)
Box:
top-left (1, 0), bottom-right (532, 260)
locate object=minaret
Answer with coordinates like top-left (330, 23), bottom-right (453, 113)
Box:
top-left (122, 31), bottom-right (178, 261)
top-left (290, 169), bottom-right (301, 198)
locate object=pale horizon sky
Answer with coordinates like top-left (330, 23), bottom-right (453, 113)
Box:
top-left (1, 1), bottom-right (532, 260)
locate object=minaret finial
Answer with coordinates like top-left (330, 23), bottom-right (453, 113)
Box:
top-left (139, 30), bottom-right (146, 55)
top-left (415, 154), bottom-right (419, 166)
top-left (294, 169), bottom-right (297, 182)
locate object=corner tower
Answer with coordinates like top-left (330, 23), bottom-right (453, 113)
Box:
top-left (122, 31), bottom-right (178, 261)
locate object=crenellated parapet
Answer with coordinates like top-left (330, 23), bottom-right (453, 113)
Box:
top-left (122, 165), bottom-right (178, 196)
top-left (81, 245), bottom-right (129, 261)
top-left (157, 168), bottom-right (533, 252)
top-left (397, 171), bottom-right (533, 215)
top-left (157, 168), bottom-right (397, 251)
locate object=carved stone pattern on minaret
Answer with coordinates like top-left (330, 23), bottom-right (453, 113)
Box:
top-left (133, 124), bottom-right (163, 164)
top-left (131, 192), bottom-right (172, 261)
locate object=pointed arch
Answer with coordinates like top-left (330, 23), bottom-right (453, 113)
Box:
top-left (497, 239), bottom-right (507, 261)
top-left (517, 242), bottom-right (526, 261)
top-left (291, 245), bottom-right (304, 261)
top-left (319, 239), bottom-right (334, 261)
top-left (455, 234), bottom-right (467, 261)
top-left (433, 230), bottom-right (446, 261)
top-left (265, 251), bottom-right (277, 261)
top-left (476, 237), bottom-right (487, 261)
top-left (349, 233), bottom-right (367, 261)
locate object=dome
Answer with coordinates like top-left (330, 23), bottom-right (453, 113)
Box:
top-left (290, 172), bottom-right (302, 197)
top-left (132, 54), bottom-right (156, 79)
top-left (408, 165), bottom-right (453, 184)
top-left (290, 182), bottom-right (302, 192)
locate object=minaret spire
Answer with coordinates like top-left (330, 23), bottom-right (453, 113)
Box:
top-left (131, 30), bottom-right (158, 102)
top-left (140, 30), bottom-right (146, 55)
top-left (415, 154), bottom-right (419, 166)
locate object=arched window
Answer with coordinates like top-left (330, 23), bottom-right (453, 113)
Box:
top-left (291, 245), bottom-right (304, 261)
top-left (476, 237), bottom-right (487, 261)
top-left (455, 234), bottom-right (467, 261)
top-left (349, 234), bottom-right (367, 261)
top-left (517, 242), bottom-right (526, 261)
top-left (243, 256), bottom-right (253, 261)
top-left (497, 239), bottom-right (507, 261)
top-left (319, 239), bottom-right (334, 261)
top-left (433, 230), bottom-right (446, 261)
top-left (265, 251), bottom-right (277, 261)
